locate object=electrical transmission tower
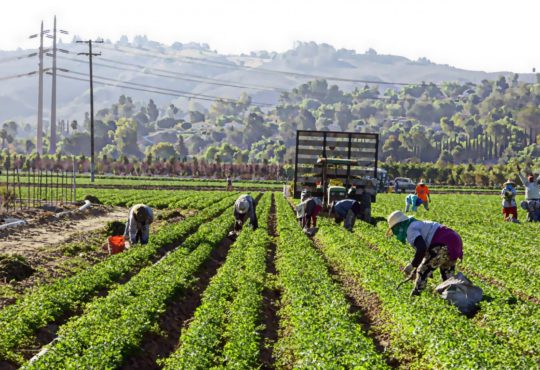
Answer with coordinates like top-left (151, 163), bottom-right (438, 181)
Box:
top-left (77, 39), bottom-right (103, 183)
top-left (29, 21), bottom-right (49, 155)
top-left (47, 15), bottom-right (69, 155)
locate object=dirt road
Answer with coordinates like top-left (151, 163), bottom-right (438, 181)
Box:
top-left (0, 208), bottom-right (127, 255)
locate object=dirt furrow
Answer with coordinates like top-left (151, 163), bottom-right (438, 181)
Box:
top-left (259, 193), bottom-right (280, 369)
top-left (312, 237), bottom-right (401, 368)
top-left (119, 234), bottom-right (234, 370)
top-left (17, 212), bottom-right (215, 362)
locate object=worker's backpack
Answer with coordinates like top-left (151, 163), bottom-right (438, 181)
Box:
top-left (435, 272), bottom-right (483, 315)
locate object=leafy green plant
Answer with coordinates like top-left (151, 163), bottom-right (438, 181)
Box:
top-left (0, 193), bottom-right (236, 364)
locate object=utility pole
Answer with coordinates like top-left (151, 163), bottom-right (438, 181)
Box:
top-left (47, 15), bottom-right (69, 155)
top-left (29, 22), bottom-right (49, 155)
top-left (77, 39), bottom-right (102, 183)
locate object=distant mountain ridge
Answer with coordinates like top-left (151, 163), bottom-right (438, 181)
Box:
top-left (0, 37), bottom-right (534, 124)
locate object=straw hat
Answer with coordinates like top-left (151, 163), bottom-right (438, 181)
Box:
top-left (503, 179), bottom-right (516, 186)
top-left (386, 210), bottom-right (409, 236)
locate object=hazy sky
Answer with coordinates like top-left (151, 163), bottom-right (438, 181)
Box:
top-left (3, 0), bottom-right (539, 73)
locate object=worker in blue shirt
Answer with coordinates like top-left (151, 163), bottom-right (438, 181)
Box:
top-left (330, 199), bottom-right (363, 232)
top-left (405, 194), bottom-right (423, 212)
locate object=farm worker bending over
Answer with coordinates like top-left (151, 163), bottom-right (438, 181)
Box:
top-left (234, 194), bottom-right (258, 232)
top-left (296, 190), bottom-right (323, 229)
top-left (386, 210), bottom-right (463, 296)
top-left (405, 194), bottom-right (423, 212)
top-left (415, 179), bottom-right (431, 210)
top-left (501, 179), bottom-right (518, 221)
top-left (124, 204), bottom-right (154, 245)
top-left (517, 165), bottom-right (540, 222)
top-left (331, 199), bottom-right (363, 232)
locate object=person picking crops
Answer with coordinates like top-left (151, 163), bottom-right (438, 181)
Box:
top-left (386, 210), bottom-right (463, 296)
top-left (516, 164), bottom-right (540, 221)
top-left (233, 194), bottom-right (258, 234)
top-left (415, 179), bottom-right (431, 210)
top-left (330, 198), bottom-right (363, 232)
top-left (501, 179), bottom-right (518, 222)
top-left (296, 190), bottom-right (323, 231)
top-left (405, 193), bottom-right (423, 212)
top-left (124, 204), bottom-right (154, 246)
top-left (226, 175), bottom-right (233, 191)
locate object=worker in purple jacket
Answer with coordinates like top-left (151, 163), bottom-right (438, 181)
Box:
top-left (386, 210), bottom-right (463, 296)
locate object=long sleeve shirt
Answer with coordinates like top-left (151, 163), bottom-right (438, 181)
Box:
top-left (501, 187), bottom-right (517, 208)
top-left (124, 204), bottom-right (154, 242)
top-left (333, 199), bottom-right (361, 218)
top-left (234, 195), bottom-right (258, 230)
top-left (406, 220), bottom-right (441, 267)
top-left (518, 173), bottom-right (540, 200)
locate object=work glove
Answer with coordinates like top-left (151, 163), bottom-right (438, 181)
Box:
top-left (403, 263), bottom-right (414, 275)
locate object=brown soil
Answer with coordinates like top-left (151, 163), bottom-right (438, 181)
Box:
top-left (17, 212), bottom-right (208, 361)
top-left (0, 206), bottom-right (127, 255)
top-left (119, 233), bottom-right (234, 370)
top-left (0, 360), bottom-right (17, 369)
top-left (260, 194), bottom-right (280, 369)
top-left (0, 255), bottom-right (35, 281)
top-left (0, 206), bottom-right (128, 308)
top-left (311, 238), bottom-right (401, 368)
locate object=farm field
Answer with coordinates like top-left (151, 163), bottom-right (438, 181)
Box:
top-left (0, 173), bottom-right (284, 190)
top-left (0, 188), bottom-right (538, 369)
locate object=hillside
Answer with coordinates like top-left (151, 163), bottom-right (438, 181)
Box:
top-left (0, 37), bottom-right (534, 124)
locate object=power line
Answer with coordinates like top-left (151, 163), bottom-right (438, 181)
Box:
top-left (0, 71), bottom-right (38, 82)
top-left (99, 56), bottom-right (286, 92)
top-left (51, 72), bottom-right (273, 107)
top-left (0, 51), bottom-right (38, 65)
top-left (100, 44), bottom-right (417, 86)
top-left (64, 69), bottom-right (271, 105)
top-left (28, 21), bottom-right (49, 155)
top-left (76, 39), bottom-right (102, 183)
top-left (54, 69), bottom-right (424, 106)
top-left (54, 54), bottom-right (285, 93)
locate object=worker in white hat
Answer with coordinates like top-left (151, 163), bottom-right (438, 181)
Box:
top-left (387, 210), bottom-right (463, 296)
top-left (233, 194), bottom-right (258, 234)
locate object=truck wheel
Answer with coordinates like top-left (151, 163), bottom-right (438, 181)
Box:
top-left (360, 193), bottom-right (372, 223)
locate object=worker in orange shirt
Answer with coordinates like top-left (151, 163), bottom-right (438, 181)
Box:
top-left (415, 179), bottom-right (431, 210)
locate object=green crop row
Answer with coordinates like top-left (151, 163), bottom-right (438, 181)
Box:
top-left (22, 200), bottom-right (236, 369)
top-left (0, 194), bottom-right (236, 364)
top-left (315, 217), bottom-right (535, 368)
top-left (273, 195), bottom-right (388, 369)
top-left (162, 192), bottom-right (271, 369)
top-left (370, 194), bottom-right (540, 363)
top-left (378, 194), bottom-right (540, 300)
top-left (77, 189), bottom-right (233, 210)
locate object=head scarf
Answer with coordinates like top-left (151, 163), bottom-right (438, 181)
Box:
top-left (391, 217), bottom-right (417, 244)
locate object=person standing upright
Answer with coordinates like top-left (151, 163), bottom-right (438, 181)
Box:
top-left (517, 164), bottom-right (540, 221)
top-left (415, 179), bottom-right (431, 210)
top-left (501, 179), bottom-right (518, 222)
